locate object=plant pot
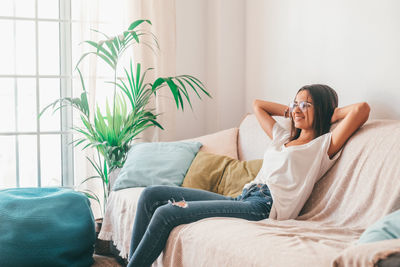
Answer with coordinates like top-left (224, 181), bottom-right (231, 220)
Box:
top-left (94, 218), bottom-right (112, 256)
top-left (109, 168), bottom-right (122, 191)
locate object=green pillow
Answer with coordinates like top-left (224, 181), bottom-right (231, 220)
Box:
top-left (182, 151), bottom-right (263, 197)
top-left (357, 209), bottom-right (400, 244)
top-left (113, 141), bottom-right (202, 191)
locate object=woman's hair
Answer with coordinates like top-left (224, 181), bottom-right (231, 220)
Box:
top-left (289, 84), bottom-right (338, 141)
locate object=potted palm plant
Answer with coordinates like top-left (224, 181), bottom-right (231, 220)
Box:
top-left (41, 19), bottom-right (210, 217)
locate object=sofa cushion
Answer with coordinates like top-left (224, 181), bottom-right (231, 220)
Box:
top-left (357, 209), bottom-right (400, 244)
top-left (184, 128), bottom-right (239, 159)
top-left (181, 151), bottom-right (263, 197)
top-left (113, 141), bottom-right (202, 191)
top-left (0, 187), bottom-right (95, 267)
top-left (109, 128), bottom-right (239, 190)
top-left (238, 115), bottom-right (290, 161)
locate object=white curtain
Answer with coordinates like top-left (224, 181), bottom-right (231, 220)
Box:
top-left (129, 0), bottom-right (178, 142)
top-left (72, 0), bottom-right (177, 218)
top-left (71, 0), bottom-right (102, 219)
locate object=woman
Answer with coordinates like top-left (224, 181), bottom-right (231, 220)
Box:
top-left (127, 84), bottom-right (370, 266)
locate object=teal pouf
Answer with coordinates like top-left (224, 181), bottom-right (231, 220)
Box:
top-left (0, 187), bottom-right (96, 267)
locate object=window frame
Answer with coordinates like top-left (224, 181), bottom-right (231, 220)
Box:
top-left (0, 0), bottom-right (74, 188)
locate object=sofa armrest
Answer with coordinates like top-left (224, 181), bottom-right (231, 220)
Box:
top-left (98, 187), bottom-right (145, 259)
top-left (378, 252), bottom-right (400, 267)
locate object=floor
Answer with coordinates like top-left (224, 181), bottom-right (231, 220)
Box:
top-left (94, 230), bottom-right (126, 266)
top-left (92, 254), bottom-right (124, 267)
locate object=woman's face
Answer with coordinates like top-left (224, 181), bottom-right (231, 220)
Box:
top-left (291, 90), bottom-right (314, 130)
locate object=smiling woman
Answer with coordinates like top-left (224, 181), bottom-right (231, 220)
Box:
top-left (287, 84), bottom-right (338, 146)
top-left (250, 84), bottom-right (369, 220)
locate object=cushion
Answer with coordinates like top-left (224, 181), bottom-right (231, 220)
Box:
top-left (109, 129), bottom-right (238, 189)
top-left (238, 115), bottom-right (290, 161)
top-left (182, 151), bottom-right (263, 197)
top-left (0, 187), bottom-right (95, 267)
top-left (358, 209), bottom-right (400, 244)
top-left (113, 141), bottom-right (202, 191)
top-left (184, 128), bottom-right (239, 159)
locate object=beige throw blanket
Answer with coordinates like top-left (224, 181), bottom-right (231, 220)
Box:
top-left (98, 187), bottom-right (145, 258)
top-left (161, 120), bottom-right (400, 267)
top-left (99, 120), bottom-right (400, 266)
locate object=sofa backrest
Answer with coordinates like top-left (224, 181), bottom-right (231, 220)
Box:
top-left (238, 115), bottom-right (400, 228)
top-left (237, 114), bottom-right (290, 161)
top-left (299, 119), bottom-right (400, 228)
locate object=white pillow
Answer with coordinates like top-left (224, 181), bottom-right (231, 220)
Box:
top-left (238, 114), bottom-right (291, 161)
top-left (184, 128), bottom-right (239, 159)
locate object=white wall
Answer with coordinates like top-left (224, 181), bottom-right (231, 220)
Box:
top-left (171, 0), bottom-right (246, 140)
top-left (246, 0), bottom-right (400, 119)
top-left (171, 0), bottom-right (400, 141)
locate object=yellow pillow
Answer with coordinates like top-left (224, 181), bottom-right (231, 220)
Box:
top-left (182, 151), bottom-right (263, 197)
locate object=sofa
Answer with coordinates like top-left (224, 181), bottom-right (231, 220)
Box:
top-left (98, 114), bottom-right (400, 267)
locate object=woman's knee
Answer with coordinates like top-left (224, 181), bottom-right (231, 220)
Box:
top-left (138, 186), bottom-right (170, 214)
top-left (139, 186), bottom-right (155, 201)
top-left (139, 186), bottom-right (165, 202)
top-left (150, 204), bottom-right (182, 229)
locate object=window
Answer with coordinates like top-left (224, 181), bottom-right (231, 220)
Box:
top-left (0, 0), bottom-right (73, 188)
top-left (0, 0), bottom-right (133, 190)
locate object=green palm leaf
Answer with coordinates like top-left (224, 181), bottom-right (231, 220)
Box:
top-left (128, 19), bottom-right (151, 30)
top-left (85, 40), bottom-right (116, 65)
top-left (41, 19), bottom-right (212, 218)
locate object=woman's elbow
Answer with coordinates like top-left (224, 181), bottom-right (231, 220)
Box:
top-left (357, 102), bottom-right (370, 121)
top-left (253, 99), bottom-right (261, 111)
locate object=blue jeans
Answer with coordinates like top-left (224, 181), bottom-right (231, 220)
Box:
top-left (127, 184), bottom-right (273, 267)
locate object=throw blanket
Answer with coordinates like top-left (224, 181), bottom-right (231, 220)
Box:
top-left (161, 120), bottom-right (400, 266)
top-left (99, 187), bottom-right (145, 259)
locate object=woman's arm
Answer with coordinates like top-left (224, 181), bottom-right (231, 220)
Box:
top-left (328, 102), bottom-right (370, 158)
top-left (253, 99), bottom-right (289, 139)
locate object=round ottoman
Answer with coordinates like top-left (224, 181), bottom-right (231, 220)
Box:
top-left (0, 187), bottom-right (96, 267)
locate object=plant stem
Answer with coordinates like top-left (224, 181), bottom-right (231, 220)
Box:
top-left (98, 151), bottom-right (107, 217)
top-left (112, 64), bottom-right (117, 135)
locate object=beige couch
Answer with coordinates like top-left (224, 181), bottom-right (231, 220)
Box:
top-left (99, 114), bottom-right (400, 266)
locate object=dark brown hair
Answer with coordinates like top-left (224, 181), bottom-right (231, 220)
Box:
top-left (289, 84), bottom-right (338, 141)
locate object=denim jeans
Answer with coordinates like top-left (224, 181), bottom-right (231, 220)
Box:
top-left (127, 184), bottom-right (273, 267)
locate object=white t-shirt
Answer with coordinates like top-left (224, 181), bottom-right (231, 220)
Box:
top-left (245, 122), bottom-right (341, 220)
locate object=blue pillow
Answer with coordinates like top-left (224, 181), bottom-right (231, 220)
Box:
top-left (357, 209), bottom-right (400, 244)
top-left (113, 141), bottom-right (202, 191)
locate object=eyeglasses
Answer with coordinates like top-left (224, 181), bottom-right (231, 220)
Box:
top-left (289, 101), bottom-right (313, 113)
